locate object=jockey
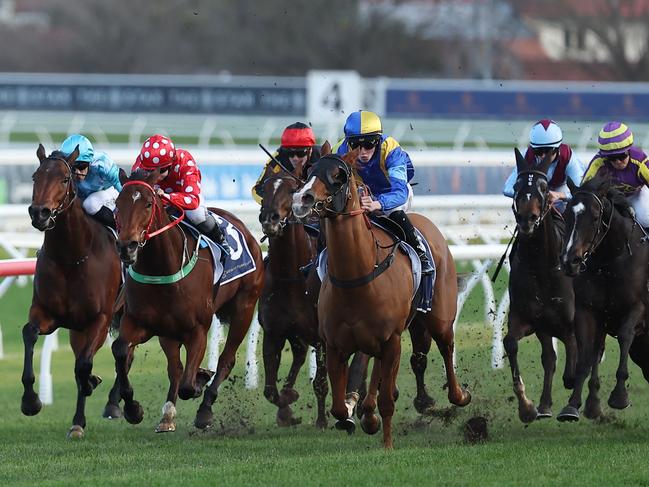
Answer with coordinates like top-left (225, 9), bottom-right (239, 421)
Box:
top-left (335, 110), bottom-right (433, 274)
top-left (131, 134), bottom-right (230, 255)
top-left (503, 119), bottom-right (585, 213)
top-left (582, 121), bottom-right (649, 227)
top-left (59, 134), bottom-right (121, 229)
top-left (252, 122), bottom-right (320, 204)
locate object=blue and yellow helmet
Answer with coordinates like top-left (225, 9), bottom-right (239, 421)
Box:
top-left (60, 134), bottom-right (94, 164)
top-left (343, 111), bottom-right (383, 141)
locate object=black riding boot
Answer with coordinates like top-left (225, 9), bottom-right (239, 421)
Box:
top-left (91, 206), bottom-right (116, 230)
top-left (196, 215), bottom-right (231, 257)
top-left (389, 210), bottom-right (433, 275)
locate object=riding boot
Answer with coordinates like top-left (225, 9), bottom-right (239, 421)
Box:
top-left (389, 210), bottom-right (433, 275)
top-left (196, 215), bottom-right (231, 257)
top-left (91, 206), bottom-right (116, 230)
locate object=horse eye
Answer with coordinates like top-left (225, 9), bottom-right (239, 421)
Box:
top-left (62, 177), bottom-right (70, 184)
top-left (145, 201), bottom-right (153, 209)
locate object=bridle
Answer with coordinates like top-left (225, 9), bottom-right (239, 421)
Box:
top-left (120, 180), bottom-right (185, 246)
top-left (36, 156), bottom-right (77, 230)
top-left (260, 175), bottom-right (304, 233)
top-left (569, 190), bottom-right (613, 269)
top-left (308, 156), bottom-right (365, 220)
top-left (512, 169), bottom-right (552, 230)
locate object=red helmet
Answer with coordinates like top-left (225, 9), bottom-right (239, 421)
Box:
top-left (136, 134), bottom-right (177, 169)
top-left (280, 122), bottom-right (316, 148)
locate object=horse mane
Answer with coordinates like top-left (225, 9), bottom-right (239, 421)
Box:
top-left (47, 150), bottom-right (68, 160)
top-left (579, 174), bottom-right (633, 219)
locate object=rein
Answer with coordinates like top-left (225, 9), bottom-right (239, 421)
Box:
top-left (572, 190), bottom-right (614, 269)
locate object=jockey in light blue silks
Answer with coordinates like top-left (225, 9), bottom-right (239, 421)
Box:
top-left (59, 134), bottom-right (121, 229)
top-left (334, 110), bottom-right (433, 274)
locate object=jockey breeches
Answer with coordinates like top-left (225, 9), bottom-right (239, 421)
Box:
top-left (382, 184), bottom-right (414, 216)
top-left (628, 186), bottom-right (649, 227)
top-left (82, 187), bottom-right (119, 215)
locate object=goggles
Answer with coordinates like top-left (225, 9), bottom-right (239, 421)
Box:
top-left (347, 137), bottom-right (380, 150)
top-left (284, 148), bottom-right (309, 158)
top-left (605, 152), bottom-right (629, 162)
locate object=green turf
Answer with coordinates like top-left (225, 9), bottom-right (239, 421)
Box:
top-left (1, 281), bottom-right (649, 486)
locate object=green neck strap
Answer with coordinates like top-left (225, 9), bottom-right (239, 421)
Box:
top-left (128, 237), bottom-right (202, 285)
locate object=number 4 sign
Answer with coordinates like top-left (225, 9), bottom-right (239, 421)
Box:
top-left (307, 70), bottom-right (362, 123)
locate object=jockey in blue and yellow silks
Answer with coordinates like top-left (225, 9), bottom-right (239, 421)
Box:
top-left (60, 134), bottom-right (122, 229)
top-left (334, 110), bottom-right (432, 274)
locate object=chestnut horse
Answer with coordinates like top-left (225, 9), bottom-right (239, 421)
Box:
top-left (109, 169), bottom-right (263, 432)
top-left (503, 148), bottom-right (576, 423)
top-left (292, 149), bottom-right (471, 448)
top-left (258, 168), bottom-right (327, 428)
top-left (23, 145), bottom-right (121, 438)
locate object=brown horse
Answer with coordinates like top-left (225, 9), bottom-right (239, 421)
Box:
top-left (292, 148), bottom-right (471, 448)
top-left (258, 168), bottom-right (327, 428)
top-left (110, 169), bottom-right (263, 432)
top-left (23, 145), bottom-right (121, 438)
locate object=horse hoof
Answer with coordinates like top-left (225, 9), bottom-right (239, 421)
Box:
top-left (451, 389), bottom-right (472, 407)
top-left (195, 368), bottom-right (214, 389)
top-left (315, 417), bottom-right (327, 431)
top-left (67, 425), bottom-right (84, 439)
top-left (102, 403), bottom-right (123, 419)
top-left (584, 402), bottom-right (602, 420)
top-left (194, 407), bottom-right (213, 430)
top-left (608, 393), bottom-right (630, 410)
top-left (277, 406), bottom-right (302, 427)
top-left (263, 386), bottom-right (280, 405)
top-left (155, 422), bottom-right (176, 433)
top-left (518, 405), bottom-right (539, 424)
top-left (124, 401), bottom-right (144, 425)
top-left (536, 405), bottom-right (552, 419)
top-left (557, 406), bottom-right (580, 422)
top-left (360, 414), bottom-right (381, 435)
top-left (413, 395), bottom-right (437, 415)
top-left (21, 394), bottom-right (42, 416)
top-left (335, 418), bottom-right (356, 435)
top-left (279, 387), bottom-right (300, 406)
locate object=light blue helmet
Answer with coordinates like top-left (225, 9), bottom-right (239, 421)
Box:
top-left (60, 134), bottom-right (94, 164)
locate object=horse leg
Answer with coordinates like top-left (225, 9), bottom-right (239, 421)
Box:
top-left (629, 332), bottom-right (649, 383)
top-left (584, 331), bottom-right (605, 420)
top-left (112, 314), bottom-right (149, 425)
top-left (408, 319), bottom-right (436, 415)
top-left (562, 332), bottom-right (577, 390)
top-left (312, 341), bottom-right (328, 430)
top-left (21, 308), bottom-right (56, 416)
top-left (262, 332), bottom-right (284, 408)
top-left (378, 334), bottom-right (401, 449)
top-left (68, 321), bottom-right (109, 439)
top-left (156, 338), bottom-right (183, 433)
top-left (276, 336), bottom-right (307, 427)
top-left (103, 344), bottom-right (135, 420)
top-left (347, 352), bottom-right (370, 409)
top-left (503, 316), bottom-right (536, 423)
top-left (608, 306), bottom-right (643, 410)
top-left (432, 320), bottom-right (471, 407)
top-left (360, 357), bottom-right (382, 435)
top-left (558, 309), bottom-right (597, 422)
top-left (195, 302), bottom-right (255, 430)
top-left (536, 332), bottom-right (557, 419)
top-left (328, 346), bottom-right (354, 434)
top-left (178, 327), bottom-right (208, 401)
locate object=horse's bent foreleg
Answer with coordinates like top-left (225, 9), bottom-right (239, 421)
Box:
top-left (312, 341), bottom-right (328, 430)
top-left (360, 357), bottom-right (381, 435)
top-left (537, 332), bottom-right (557, 418)
top-left (503, 316), bottom-right (536, 423)
top-left (262, 332), bottom-right (285, 407)
top-left (378, 334), bottom-right (401, 449)
top-left (346, 351), bottom-right (369, 402)
top-left (408, 319), bottom-right (436, 415)
top-left (281, 336), bottom-right (308, 405)
top-left (433, 320), bottom-right (471, 408)
top-left (21, 308), bottom-right (56, 417)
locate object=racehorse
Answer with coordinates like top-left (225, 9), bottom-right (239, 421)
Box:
top-left (23, 145), bottom-right (121, 438)
top-left (503, 148), bottom-right (576, 423)
top-left (292, 147), bottom-right (470, 448)
top-left (558, 175), bottom-right (649, 421)
top-left (258, 167), bottom-right (327, 428)
top-left (109, 168), bottom-right (263, 432)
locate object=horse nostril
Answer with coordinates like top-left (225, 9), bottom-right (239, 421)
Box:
top-left (127, 241), bottom-right (138, 252)
top-left (302, 192), bottom-right (314, 206)
top-left (270, 213), bottom-right (280, 223)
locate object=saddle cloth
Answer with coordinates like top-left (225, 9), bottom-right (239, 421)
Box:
top-left (316, 220), bottom-right (435, 313)
top-left (180, 212), bottom-right (257, 285)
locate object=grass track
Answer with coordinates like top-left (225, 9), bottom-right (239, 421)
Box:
top-left (2, 282), bottom-right (649, 486)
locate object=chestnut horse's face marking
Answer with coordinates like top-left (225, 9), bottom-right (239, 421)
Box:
top-left (259, 176), bottom-right (300, 237)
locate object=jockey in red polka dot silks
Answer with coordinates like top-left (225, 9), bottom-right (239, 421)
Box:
top-left (131, 134), bottom-right (230, 255)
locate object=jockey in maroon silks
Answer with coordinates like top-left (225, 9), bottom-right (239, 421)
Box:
top-left (132, 134), bottom-right (230, 254)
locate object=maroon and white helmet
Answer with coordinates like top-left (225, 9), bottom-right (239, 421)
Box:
top-left (529, 119), bottom-right (563, 148)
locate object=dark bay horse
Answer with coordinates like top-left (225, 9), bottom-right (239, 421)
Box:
top-left (24, 144), bottom-right (121, 438)
top-left (503, 148), bottom-right (576, 423)
top-left (258, 168), bottom-right (327, 428)
top-left (110, 169), bottom-right (263, 432)
top-left (558, 176), bottom-right (649, 421)
top-left (292, 149), bottom-right (470, 448)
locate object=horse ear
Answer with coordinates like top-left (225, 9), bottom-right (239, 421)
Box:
top-left (566, 176), bottom-right (578, 195)
top-left (119, 168), bottom-right (129, 185)
top-left (67, 145), bottom-right (80, 165)
top-left (321, 140), bottom-right (331, 156)
top-left (36, 144), bottom-right (46, 164)
top-left (514, 147), bottom-right (527, 172)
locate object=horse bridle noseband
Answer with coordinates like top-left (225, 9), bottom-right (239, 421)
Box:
top-left (512, 169), bottom-right (552, 230)
top-left (308, 156), bottom-right (364, 218)
top-left (38, 156), bottom-right (77, 230)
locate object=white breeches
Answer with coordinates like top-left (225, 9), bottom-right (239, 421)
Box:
top-left (627, 186), bottom-right (649, 227)
top-left (383, 184), bottom-right (414, 216)
top-left (82, 187), bottom-right (119, 215)
top-left (185, 193), bottom-right (209, 225)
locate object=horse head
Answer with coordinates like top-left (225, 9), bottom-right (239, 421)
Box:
top-left (512, 147), bottom-right (553, 236)
top-left (114, 168), bottom-right (167, 264)
top-left (560, 175), bottom-right (612, 276)
top-left (292, 142), bottom-right (359, 219)
top-left (28, 144), bottom-right (80, 231)
top-left (259, 168), bottom-right (303, 238)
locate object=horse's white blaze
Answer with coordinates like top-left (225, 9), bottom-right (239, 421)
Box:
top-left (566, 202), bottom-right (585, 254)
top-left (272, 178), bottom-right (282, 194)
top-left (292, 176), bottom-right (316, 205)
top-left (132, 191), bottom-right (141, 202)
